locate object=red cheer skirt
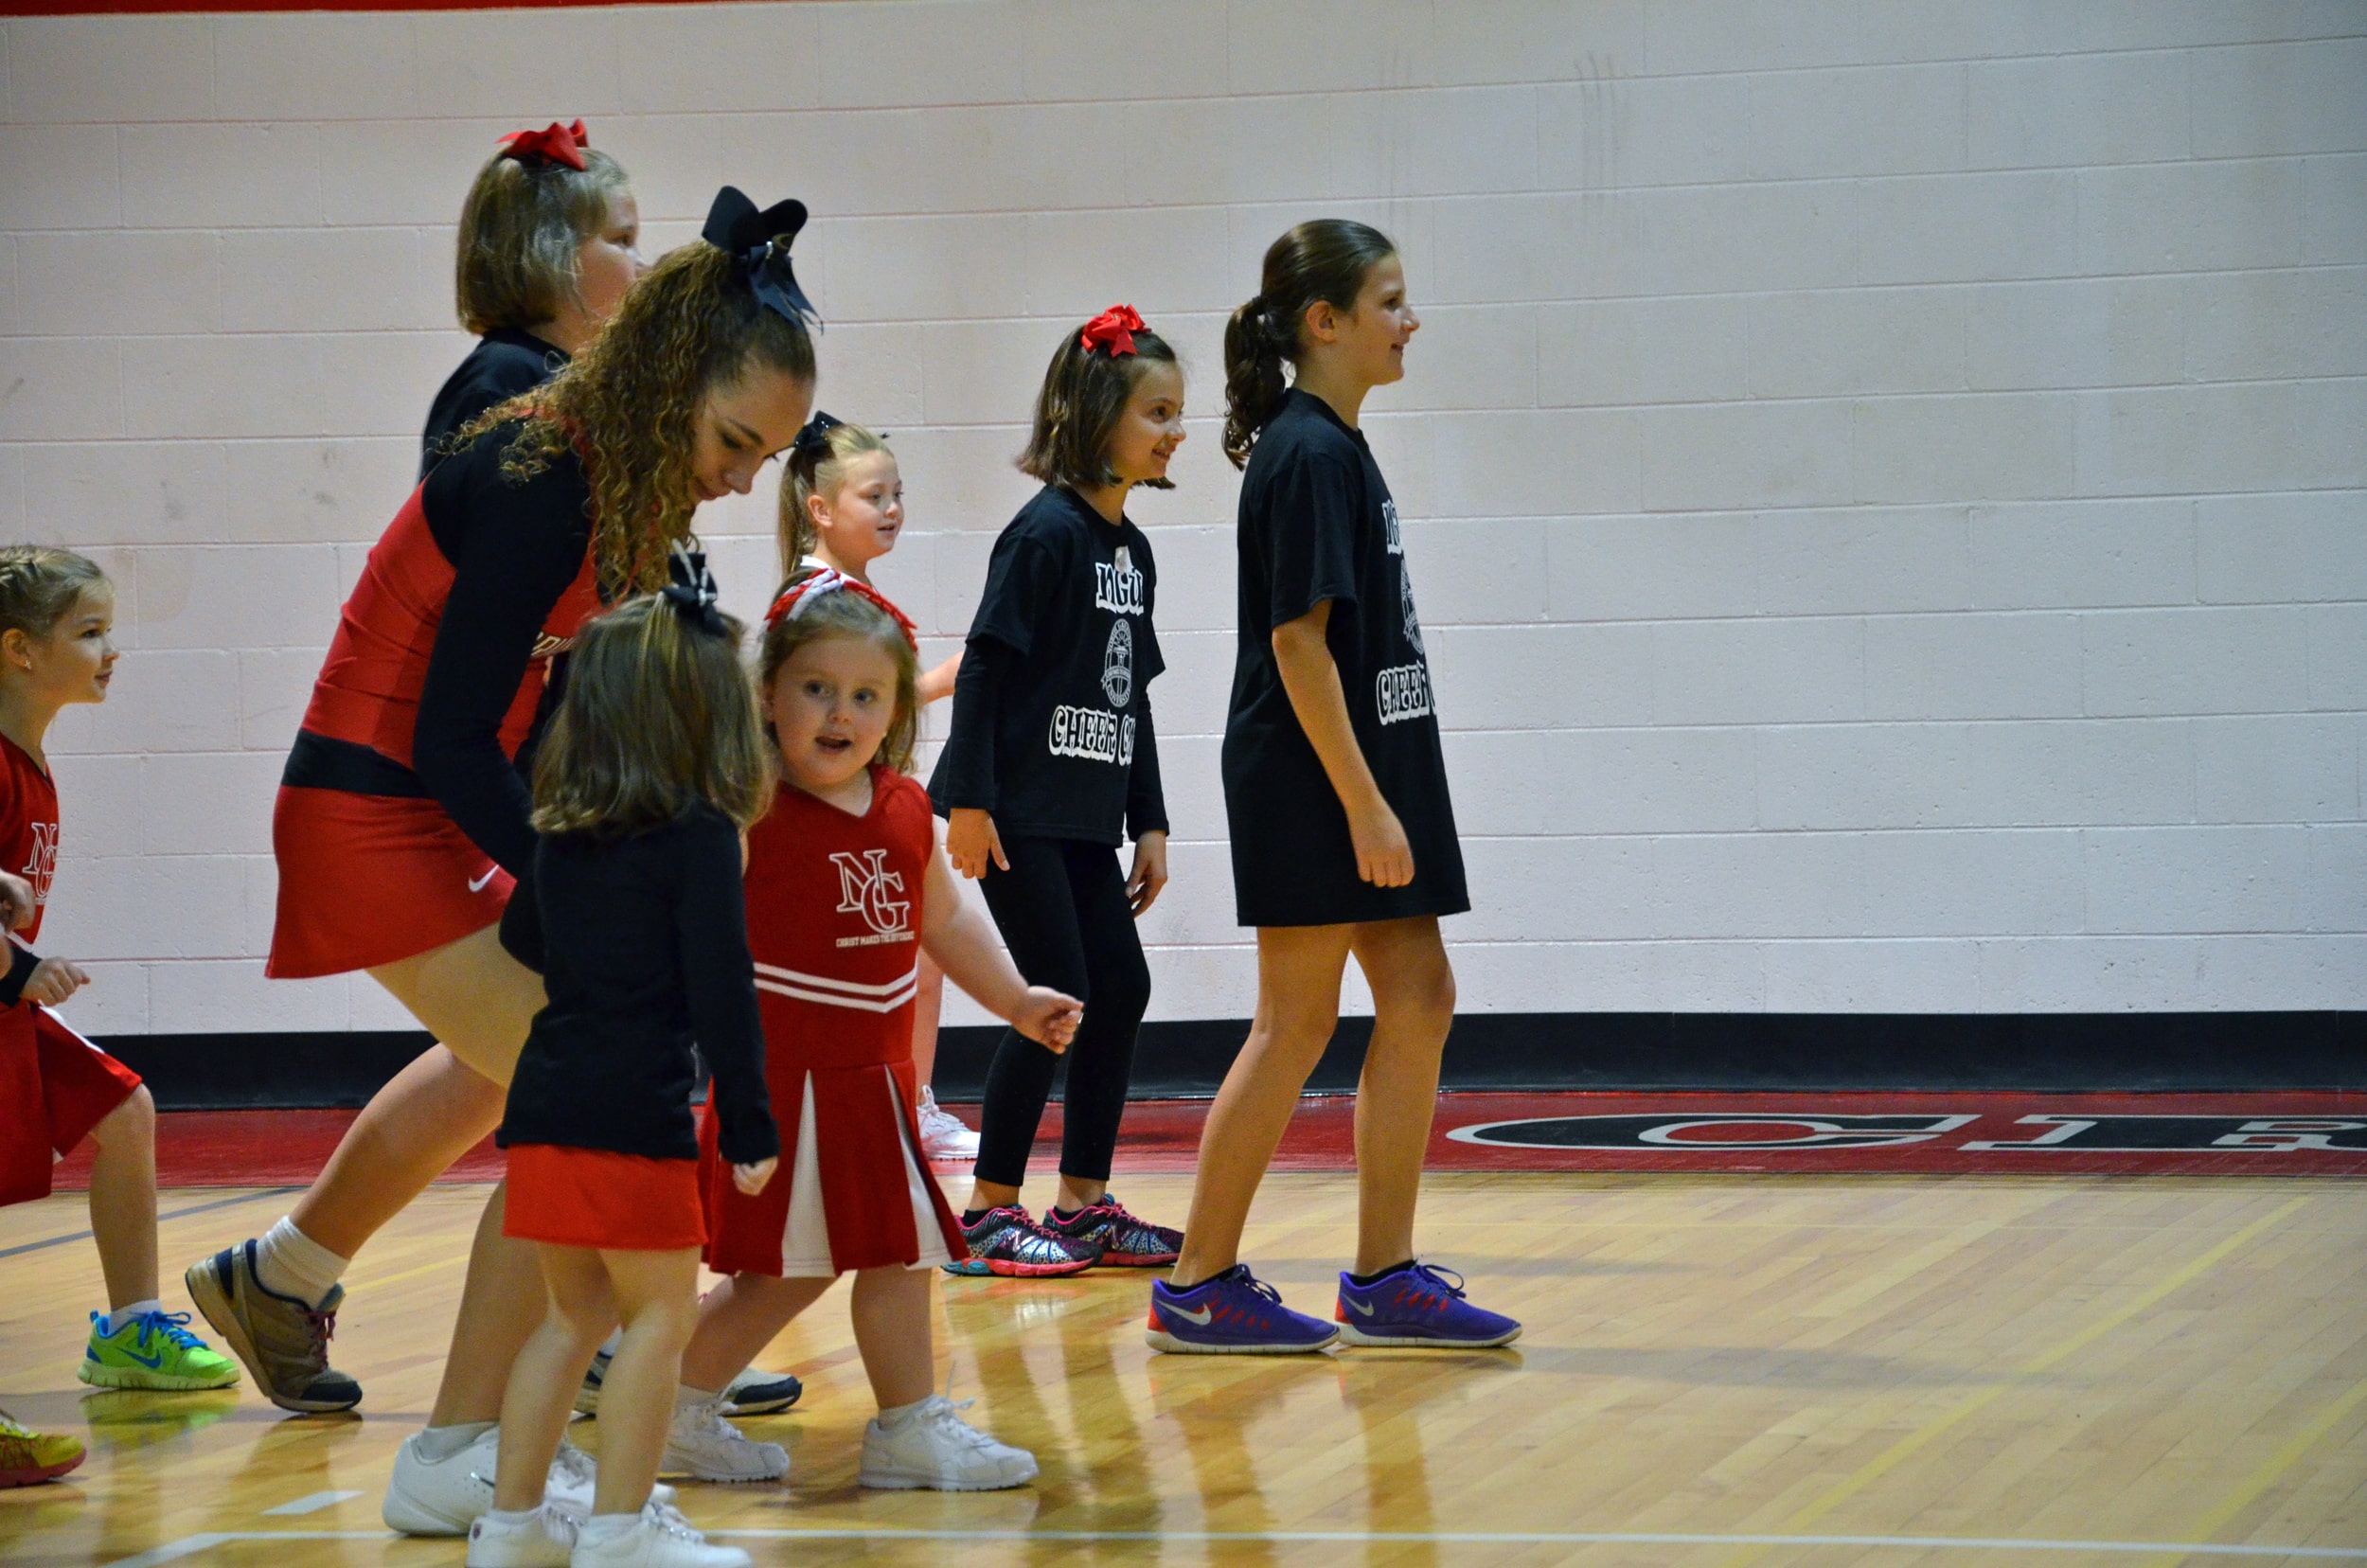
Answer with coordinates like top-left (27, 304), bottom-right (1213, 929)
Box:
top-left (0, 1005), bottom-right (144, 1207)
top-left (268, 786), bottom-right (512, 978)
top-left (505, 1145), bottom-right (707, 1252)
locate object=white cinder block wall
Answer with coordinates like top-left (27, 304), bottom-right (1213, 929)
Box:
top-left (1, 0), bottom-right (2361, 1036)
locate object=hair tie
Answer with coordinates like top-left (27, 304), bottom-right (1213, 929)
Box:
top-left (1080, 304), bottom-right (1145, 357)
top-left (702, 186), bottom-right (819, 330)
top-left (660, 544), bottom-right (729, 636)
top-left (790, 411), bottom-right (844, 470)
top-left (762, 567), bottom-right (918, 651)
top-left (498, 120), bottom-right (589, 172)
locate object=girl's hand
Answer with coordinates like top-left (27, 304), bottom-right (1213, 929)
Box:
top-left (945, 808), bottom-right (1007, 881)
top-left (0, 872), bottom-right (35, 932)
top-left (22, 958), bottom-right (89, 1007)
top-left (917, 649), bottom-right (963, 706)
top-left (1010, 987), bottom-right (1082, 1053)
top-left (1349, 800), bottom-right (1415, 888)
top-left (1126, 831), bottom-right (1169, 917)
top-left (733, 1157), bottom-right (778, 1196)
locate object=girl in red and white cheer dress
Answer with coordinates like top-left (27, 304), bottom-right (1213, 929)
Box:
top-left (674, 569), bottom-right (1078, 1492)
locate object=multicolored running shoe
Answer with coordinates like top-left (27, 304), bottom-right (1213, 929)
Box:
top-left (1039, 1192), bottom-right (1182, 1267)
top-left (80, 1310), bottom-right (240, 1391)
top-left (1145, 1265), bottom-right (1340, 1354)
top-left (942, 1206), bottom-right (1099, 1277)
top-left (0, 1409), bottom-right (85, 1488)
top-left (1335, 1261), bottom-right (1522, 1348)
top-left (185, 1239), bottom-right (361, 1412)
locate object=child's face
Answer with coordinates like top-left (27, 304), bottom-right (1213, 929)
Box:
top-left (1335, 254), bottom-right (1418, 387)
top-left (811, 450), bottom-right (904, 570)
top-left (573, 187), bottom-right (646, 328)
top-left (691, 365), bottom-right (812, 504)
top-left (9, 587), bottom-right (117, 708)
top-left (1103, 359), bottom-right (1187, 489)
top-left (766, 631), bottom-right (902, 793)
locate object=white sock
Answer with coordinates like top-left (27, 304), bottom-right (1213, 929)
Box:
top-left (599, 1329), bottom-right (624, 1357)
top-left (254, 1217), bottom-right (348, 1309)
top-left (876, 1396), bottom-right (930, 1431)
top-left (482, 1506), bottom-right (540, 1527)
top-left (674, 1383), bottom-right (721, 1413)
top-left (101, 1298), bottom-right (162, 1335)
top-left (415, 1420), bottom-right (495, 1463)
top-left (579, 1511), bottom-right (642, 1542)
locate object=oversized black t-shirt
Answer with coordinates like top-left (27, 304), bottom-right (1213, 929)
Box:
top-left (420, 329), bottom-right (567, 478)
top-left (929, 485), bottom-right (1167, 846)
top-left (1221, 389), bottom-right (1468, 926)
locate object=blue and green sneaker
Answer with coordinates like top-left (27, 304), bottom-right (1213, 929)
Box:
top-left (79, 1310), bottom-right (240, 1392)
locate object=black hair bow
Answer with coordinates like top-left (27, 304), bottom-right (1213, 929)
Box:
top-left (661, 544), bottom-right (728, 636)
top-left (703, 186), bottom-right (819, 330)
top-left (791, 410), bottom-right (843, 467)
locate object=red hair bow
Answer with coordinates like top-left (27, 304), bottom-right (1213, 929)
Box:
top-left (1079, 304), bottom-right (1145, 357)
top-left (763, 568), bottom-right (918, 650)
top-left (498, 120), bottom-right (590, 172)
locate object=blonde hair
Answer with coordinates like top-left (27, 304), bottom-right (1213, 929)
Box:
top-left (756, 572), bottom-right (919, 776)
top-left (531, 594), bottom-right (771, 837)
top-left (455, 145), bottom-right (632, 337)
top-left (467, 242), bottom-right (818, 601)
top-left (0, 545), bottom-right (109, 644)
top-left (778, 420), bottom-right (893, 580)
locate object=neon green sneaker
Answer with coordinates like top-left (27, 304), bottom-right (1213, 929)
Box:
top-left (78, 1310), bottom-right (240, 1392)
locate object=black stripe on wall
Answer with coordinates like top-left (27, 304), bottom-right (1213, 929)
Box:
top-left (98, 1011), bottom-right (2367, 1113)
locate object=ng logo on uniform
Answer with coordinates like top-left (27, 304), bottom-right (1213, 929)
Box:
top-left (829, 848), bottom-right (911, 946)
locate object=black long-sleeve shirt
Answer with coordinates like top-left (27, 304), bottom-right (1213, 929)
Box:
top-left (421, 330), bottom-right (566, 477)
top-left (499, 808), bottom-right (776, 1165)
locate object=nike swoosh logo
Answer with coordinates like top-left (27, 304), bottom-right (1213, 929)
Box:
top-left (124, 1347), bottom-right (166, 1368)
top-left (1344, 1297), bottom-right (1376, 1317)
top-left (1167, 1302), bottom-right (1213, 1326)
top-left (468, 868), bottom-right (499, 894)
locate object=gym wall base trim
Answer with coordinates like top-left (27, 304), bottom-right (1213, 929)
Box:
top-left (99, 1011), bottom-right (2367, 1113)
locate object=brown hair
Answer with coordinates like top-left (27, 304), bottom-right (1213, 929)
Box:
top-left (0, 545), bottom-right (109, 645)
top-left (530, 594), bottom-right (770, 837)
top-left (1222, 219), bottom-right (1397, 469)
top-left (454, 146), bottom-right (632, 337)
top-left (1017, 320), bottom-right (1179, 493)
top-left (778, 419), bottom-right (894, 581)
top-left (467, 242), bottom-right (818, 601)
top-left (756, 571), bottom-right (919, 776)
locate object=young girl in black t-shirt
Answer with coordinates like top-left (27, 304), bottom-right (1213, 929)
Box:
top-left (1148, 223), bottom-right (1520, 1355)
top-left (928, 306), bottom-right (1185, 1276)
top-left (472, 559), bottom-right (777, 1568)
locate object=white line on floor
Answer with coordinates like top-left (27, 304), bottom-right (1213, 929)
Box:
top-left (259, 1490), bottom-right (364, 1516)
top-left (98, 1527), bottom-right (2367, 1562)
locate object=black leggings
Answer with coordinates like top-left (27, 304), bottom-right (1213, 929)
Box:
top-left (972, 835), bottom-right (1150, 1188)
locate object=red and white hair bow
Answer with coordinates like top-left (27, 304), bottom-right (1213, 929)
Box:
top-left (499, 120), bottom-right (590, 171)
top-left (1079, 303), bottom-right (1145, 357)
top-left (763, 567), bottom-right (918, 650)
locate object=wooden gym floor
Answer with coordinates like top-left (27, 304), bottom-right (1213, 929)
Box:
top-left (3, 1171), bottom-right (2363, 1566)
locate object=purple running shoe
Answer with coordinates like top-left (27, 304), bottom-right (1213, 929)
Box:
top-left (1041, 1193), bottom-right (1181, 1268)
top-left (942, 1206), bottom-right (1099, 1278)
top-left (1146, 1265), bottom-right (1339, 1355)
top-left (1334, 1261), bottom-right (1522, 1348)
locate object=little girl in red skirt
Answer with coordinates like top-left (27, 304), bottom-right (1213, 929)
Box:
top-left (472, 557), bottom-right (778, 1568)
top-left (667, 567), bottom-right (1078, 1491)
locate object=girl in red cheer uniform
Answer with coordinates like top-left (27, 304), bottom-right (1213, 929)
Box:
top-left (660, 569), bottom-right (1075, 1492)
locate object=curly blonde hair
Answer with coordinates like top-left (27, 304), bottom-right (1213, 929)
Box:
top-left (464, 243), bottom-right (817, 600)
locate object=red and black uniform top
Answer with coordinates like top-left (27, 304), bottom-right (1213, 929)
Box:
top-left (0, 733), bottom-right (60, 1007)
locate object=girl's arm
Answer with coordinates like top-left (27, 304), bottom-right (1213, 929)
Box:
top-left (918, 824), bottom-right (1080, 1050)
top-left (674, 816), bottom-right (779, 1174)
top-left (917, 646), bottom-right (963, 706)
top-left (1124, 690), bottom-right (1169, 916)
top-left (1272, 601), bottom-right (1414, 888)
top-left (935, 640), bottom-right (1011, 878)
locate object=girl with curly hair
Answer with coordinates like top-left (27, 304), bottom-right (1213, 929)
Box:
top-left (186, 187), bottom-right (816, 1541)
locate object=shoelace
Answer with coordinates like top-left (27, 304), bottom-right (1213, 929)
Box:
top-left (129, 1310), bottom-right (209, 1352)
top-left (1403, 1262), bottom-right (1468, 1300)
top-left (1215, 1267), bottom-right (1286, 1308)
top-left (551, 1441), bottom-right (596, 1485)
top-left (908, 1397), bottom-right (996, 1449)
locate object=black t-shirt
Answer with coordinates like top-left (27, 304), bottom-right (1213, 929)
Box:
top-left (1220, 389), bottom-right (1468, 926)
top-left (421, 330), bottom-right (566, 478)
top-left (499, 808), bottom-right (777, 1166)
top-left (929, 485), bottom-right (1167, 846)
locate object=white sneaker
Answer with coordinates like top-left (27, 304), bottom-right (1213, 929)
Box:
top-left (859, 1395), bottom-right (1037, 1491)
top-left (571, 1500), bottom-right (751, 1567)
top-left (662, 1395), bottom-right (787, 1483)
top-left (384, 1427), bottom-right (645, 1534)
top-left (467, 1503), bottom-right (578, 1567)
top-left (917, 1087), bottom-right (980, 1160)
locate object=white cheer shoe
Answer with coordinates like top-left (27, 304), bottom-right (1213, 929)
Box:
top-left (859, 1395), bottom-right (1036, 1491)
top-left (466, 1502), bottom-right (578, 1567)
top-left (571, 1499), bottom-right (751, 1567)
top-left (662, 1395), bottom-right (787, 1483)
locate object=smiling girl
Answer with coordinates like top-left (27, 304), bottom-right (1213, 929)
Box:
top-left (927, 305), bottom-right (1184, 1276)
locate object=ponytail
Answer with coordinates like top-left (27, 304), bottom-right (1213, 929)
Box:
top-left (1220, 219), bottom-right (1398, 470)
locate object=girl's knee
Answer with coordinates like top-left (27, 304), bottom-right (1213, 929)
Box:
top-left (92, 1085), bottom-right (154, 1148)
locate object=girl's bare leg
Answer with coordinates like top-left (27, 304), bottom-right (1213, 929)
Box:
top-left (1345, 918), bottom-right (1456, 1274)
top-left (286, 1045), bottom-right (503, 1258)
top-left (848, 1266), bottom-right (934, 1411)
top-left (1168, 924), bottom-right (1355, 1289)
top-left (490, 1246), bottom-right (614, 1515)
top-left (677, 1273), bottom-right (832, 1394)
top-left (591, 1246), bottom-right (703, 1519)
top-left (85, 1086), bottom-right (158, 1310)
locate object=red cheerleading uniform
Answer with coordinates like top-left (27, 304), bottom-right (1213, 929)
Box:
top-left (269, 422), bottom-right (601, 978)
top-left (702, 769), bottom-right (966, 1277)
top-left (0, 733), bottom-right (141, 1207)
